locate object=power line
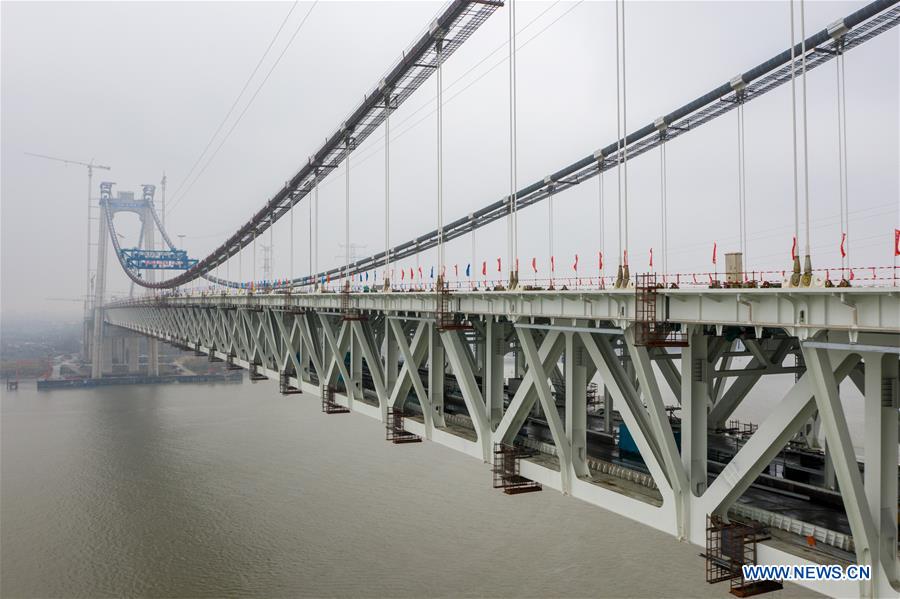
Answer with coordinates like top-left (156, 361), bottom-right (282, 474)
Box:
top-left (167, 2), bottom-right (299, 204)
top-left (167, 1), bottom-right (318, 217)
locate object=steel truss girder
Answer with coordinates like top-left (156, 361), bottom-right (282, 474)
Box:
top-left (103, 302), bottom-right (900, 598)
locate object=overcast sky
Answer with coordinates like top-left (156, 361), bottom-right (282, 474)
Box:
top-left (2, 0), bottom-right (897, 322)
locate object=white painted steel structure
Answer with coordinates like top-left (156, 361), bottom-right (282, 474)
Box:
top-left (103, 288), bottom-right (899, 598)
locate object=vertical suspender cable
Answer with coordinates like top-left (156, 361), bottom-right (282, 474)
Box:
top-left (800, 0), bottom-right (812, 278)
top-left (385, 94), bottom-right (391, 287)
top-left (836, 52), bottom-right (845, 274)
top-left (599, 166), bottom-right (604, 283)
top-left (470, 215), bottom-right (476, 289)
top-left (253, 230), bottom-right (257, 289)
top-left (614, 0), bottom-right (623, 285)
top-left (621, 0), bottom-right (629, 275)
top-left (789, 0), bottom-right (801, 283)
top-left (508, 0), bottom-right (518, 286)
top-left (437, 37), bottom-right (445, 282)
top-left (314, 171), bottom-right (319, 288)
top-left (840, 50), bottom-right (850, 272)
top-left (660, 138), bottom-right (667, 277)
top-left (270, 207), bottom-right (275, 283)
top-left (737, 100), bottom-right (747, 269)
top-left (345, 138), bottom-right (351, 288)
top-left (835, 45), bottom-right (850, 277)
top-left (290, 190), bottom-right (294, 287)
top-left (743, 105), bottom-right (749, 272)
top-left (549, 187), bottom-right (555, 286)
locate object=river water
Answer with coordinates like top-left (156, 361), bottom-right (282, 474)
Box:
top-left (1, 379), bottom-right (820, 598)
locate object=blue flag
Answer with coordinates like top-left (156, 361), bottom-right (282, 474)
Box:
top-left (365, 271), bottom-right (369, 281)
top-left (430, 266), bottom-right (434, 279)
top-left (466, 263), bottom-right (471, 277)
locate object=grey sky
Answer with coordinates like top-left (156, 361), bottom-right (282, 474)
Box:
top-left (2, 1), bottom-right (897, 321)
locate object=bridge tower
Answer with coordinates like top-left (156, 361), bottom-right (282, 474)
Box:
top-left (139, 184), bottom-right (160, 376)
top-left (89, 182), bottom-right (161, 378)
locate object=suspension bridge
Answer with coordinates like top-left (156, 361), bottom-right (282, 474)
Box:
top-left (76, 0), bottom-right (900, 596)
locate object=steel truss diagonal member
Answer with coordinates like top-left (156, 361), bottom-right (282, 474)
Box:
top-left (697, 352), bottom-right (860, 544)
top-left (442, 328), bottom-right (490, 461)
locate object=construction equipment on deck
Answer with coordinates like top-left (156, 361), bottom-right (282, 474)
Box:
top-left (705, 515), bottom-right (783, 597)
top-left (634, 273), bottom-right (688, 347)
top-left (385, 407), bottom-right (422, 443)
top-left (279, 370), bottom-right (302, 395)
top-left (492, 443), bottom-right (542, 495)
top-left (321, 384), bottom-right (349, 414)
top-left (249, 362), bottom-right (267, 381)
top-left (436, 280), bottom-right (471, 331)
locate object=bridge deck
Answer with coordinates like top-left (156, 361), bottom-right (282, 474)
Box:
top-left (112, 286), bottom-right (899, 339)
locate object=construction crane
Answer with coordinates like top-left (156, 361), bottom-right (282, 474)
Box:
top-left (25, 152), bottom-right (111, 319)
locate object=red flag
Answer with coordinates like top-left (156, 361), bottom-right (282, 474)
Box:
top-left (791, 236), bottom-right (797, 261)
top-left (825, 269), bottom-right (831, 281)
top-left (531, 257), bottom-right (537, 273)
top-left (840, 233), bottom-right (847, 258)
top-left (409, 267), bottom-right (414, 279)
top-left (692, 273), bottom-right (697, 284)
top-left (418, 266), bottom-right (423, 279)
top-left (481, 261), bottom-right (487, 276)
top-left (572, 253), bottom-right (579, 272)
top-left (712, 242), bottom-right (718, 265)
top-left (401, 269), bottom-right (405, 281)
top-left (850, 269), bottom-right (855, 280)
top-left (649, 247), bottom-right (654, 268)
top-left (454, 264), bottom-right (458, 277)
top-left (550, 255), bottom-right (555, 272)
top-left (623, 249), bottom-right (628, 266)
top-left (496, 257), bottom-right (502, 272)
top-left (895, 228), bottom-right (900, 256)
top-left (598, 251), bottom-right (603, 271)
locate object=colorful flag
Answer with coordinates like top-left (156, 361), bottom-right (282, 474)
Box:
top-left (598, 251), bottom-right (603, 271)
top-left (551, 256), bottom-right (555, 272)
top-left (454, 264), bottom-right (458, 277)
top-left (401, 269), bottom-right (405, 281)
top-left (482, 261), bottom-right (487, 276)
top-left (791, 236), bottom-right (797, 261)
top-left (466, 263), bottom-right (471, 277)
top-left (895, 228), bottom-right (900, 256)
top-left (496, 257), bottom-right (502, 272)
top-left (531, 257), bottom-right (537, 273)
top-left (649, 247), bottom-right (654, 268)
top-left (712, 242), bottom-right (718, 265)
top-left (418, 266), bottom-right (423, 279)
top-left (430, 266), bottom-right (434, 279)
top-left (572, 254), bottom-right (579, 272)
top-left (840, 233), bottom-right (847, 258)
